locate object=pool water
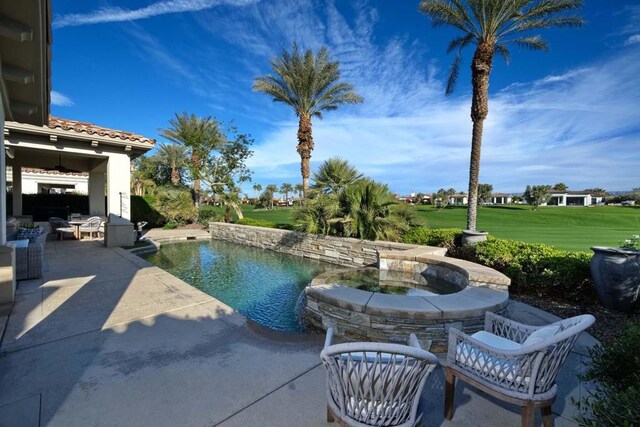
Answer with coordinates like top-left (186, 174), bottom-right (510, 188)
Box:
top-left (326, 268), bottom-right (463, 296)
top-left (144, 240), bottom-right (331, 332)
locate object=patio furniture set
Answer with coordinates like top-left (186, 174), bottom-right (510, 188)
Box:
top-left (321, 312), bottom-right (594, 427)
top-left (49, 216), bottom-right (104, 240)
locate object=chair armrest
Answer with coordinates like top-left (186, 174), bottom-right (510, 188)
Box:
top-left (485, 312), bottom-right (539, 344)
top-left (447, 327), bottom-right (529, 363)
top-left (408, 333), bottom-right (422, 350)
top-left (324, 327), bottom-right (334, 349)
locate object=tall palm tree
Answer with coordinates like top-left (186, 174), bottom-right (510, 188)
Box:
top-left (265, 184), bottom-right (278, 210)
top-left (313, 157), bottom-right (363, 194)
top-left (252, 183), bottom-right (262, 198)
top-left (253, 43), bottom-right (363, 197)
top-left (419, 0), bottom-right (583, 231)
top-left (160, 112), bottom-right (224, 207)
top-left (295, 183), bottom-right (304, 201)
top-left (280, 183), bottom-right (293, 202)
top-left (157, 143), bottom-right (188, 186)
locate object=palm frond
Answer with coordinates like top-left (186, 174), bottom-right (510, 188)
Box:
top-left (446, 50), bottom-right (462, 95)
top-left (495, 43), bottom-right (511, 64)
top-left (513, 35), bottom-right (549, 51)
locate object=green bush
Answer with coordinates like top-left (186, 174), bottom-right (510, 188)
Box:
top-left (163, 221), bottom-right (178, 230)
top-left (458, 238), bottom-right (593, 301)
top-left (402, 227), bottom-right (463, 250)
top-left (577, 321), bottom-right (640, 426)
top-left (131, 195), bottom-right (164, 228)
top-left (198, 205), bottom-right (224, 226)
top-left (153, 187), bottom-right (196, 225)
top-left (236, 217), bottom-right (278, 228)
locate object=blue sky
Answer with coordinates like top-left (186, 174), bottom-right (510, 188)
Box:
top-left (51, 0), bottom-right (640, 194)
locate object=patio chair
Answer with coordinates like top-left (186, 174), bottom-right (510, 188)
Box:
top-left (444, 312), bottom-right (595, 427)
top-left (49, 217), bottom-right (76, 240)
top-left (79, 216), bottom-right (102, 239)
top-left (321, 328), bottom-right (439, 427)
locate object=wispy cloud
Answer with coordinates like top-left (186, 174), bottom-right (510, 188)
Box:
top-left (53, 0), bottom-right (258, 29)
top-left (51, 91), bottom-right (74, 107)
top-left (625, 34), bottom-right (640, 45)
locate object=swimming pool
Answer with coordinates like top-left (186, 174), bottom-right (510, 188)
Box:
top-left (144, 240), bottom-right (331, 332)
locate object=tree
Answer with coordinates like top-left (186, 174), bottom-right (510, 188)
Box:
top-left (295, 183), bottom-right (304, 201)
top-left (252, 183), bottom-right (262, 199)
top-left (280, 183), bottom-right (293, 202)
top-left (199, 126), bottom-right (254, 221)
top-left (552, 182), bottom-right (568, 191)
top-left (312, 157), bottom-right (364, 194)
top-left (420, 0), bottom-right (583, 230)
top-left (584, 188), bottom-right (607, 197)
top-left (477, 183), bottom-right (493, 205)
top-left (524, 185), bottom-right (552, 210)
top-left (253, 43), bottom-right (363, 196)
top-left (130, 155), bottom-right (170, 195)
top-left (160, 112), bottom-right (225, 207)
top-left (265, 184), bottom-right (278, 210)
top-left (157, 143), bottom-right (188, 186)
top-left (434, 188), bottom-right (456, 210)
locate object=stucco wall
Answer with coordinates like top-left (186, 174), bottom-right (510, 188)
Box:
top-left (208, 222), bottom-right (428, 267)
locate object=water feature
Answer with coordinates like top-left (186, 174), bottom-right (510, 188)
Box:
top-left (144, 240), bottom-right (332, 332)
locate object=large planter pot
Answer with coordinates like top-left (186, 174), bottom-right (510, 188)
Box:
top-left (590, 246), bottom-right (640, 313)
top-left (461, 230), bottom-right (488, 246)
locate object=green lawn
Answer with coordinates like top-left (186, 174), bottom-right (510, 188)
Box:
top-left (234, 204), bottom-right (640, 252)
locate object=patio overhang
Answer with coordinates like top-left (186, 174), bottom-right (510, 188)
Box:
top-left (0, 0), bottom-right (51, 126)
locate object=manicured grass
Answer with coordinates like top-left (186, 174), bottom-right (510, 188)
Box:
top-left (235, 204), bottom-right (640, 252)
top-left (414, 205), bottom-right (639, 252)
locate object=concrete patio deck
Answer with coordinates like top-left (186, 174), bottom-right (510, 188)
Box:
top-left (0, 239), bottom-right (596, 426)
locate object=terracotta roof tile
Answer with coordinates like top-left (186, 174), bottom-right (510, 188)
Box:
top-left (22, 167), bottom-right (89, 177)
top-left (48, 116), bottom-right (155, 145)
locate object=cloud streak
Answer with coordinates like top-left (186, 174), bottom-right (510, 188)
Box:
top-left (51, 91), bottom-right (74, 107)
top-left (53, 0), bottom-right (258, 29)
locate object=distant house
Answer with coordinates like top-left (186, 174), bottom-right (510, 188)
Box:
top-left (395, 193), bottom-right (431, 204)
top-left (542, 191), bottom-right (603, 206)
top-left (7, 167), bottom-right (88, 194)
top-left (488, 193), bottom-right (512, 205)
top-left (448, 194), bottom-right (468, 205)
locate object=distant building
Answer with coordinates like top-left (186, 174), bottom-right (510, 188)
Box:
top-left (7, 167), bottom-right (89, 194)
top-left (542, 191), bottom-right (603, 206)
top-left (448, 194), bottom-right (468, 205)
top-left (488, 193), bottom-right (512, 205)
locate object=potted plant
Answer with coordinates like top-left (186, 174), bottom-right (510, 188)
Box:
top-left (591, 234), bottom-right (640, 313)
top-left (461, 229), bottom-right (489, 245)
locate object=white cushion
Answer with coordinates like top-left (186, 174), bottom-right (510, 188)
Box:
top-left (7, 239), bottom-right (29, 249)
top-left (522, 325), bottom-right (560, 347)
top-left (471, 331), bottom-right (522, 351)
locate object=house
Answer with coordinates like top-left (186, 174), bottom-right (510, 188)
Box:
top-left (488, 193), bottom-right (512, 205)
top-left (448, 194), bottom-right (468, 205)
top-left (7, 167), bottom-right (89, 194)
top-left (542, 191), bottom-right (603, 207)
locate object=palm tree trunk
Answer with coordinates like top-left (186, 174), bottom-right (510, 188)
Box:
top-left (466, 42), bottom-right (494, 231)
top-left (192, 152), bottom-right (201, 208)
top-left (171, 167), bottom-right (180, 186)
top-left (296, 115), bottom-right (314, 198)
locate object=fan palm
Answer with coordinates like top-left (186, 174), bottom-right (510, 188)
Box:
top-left (295, 183), bottom-right (304, 200)
top-left (280, 183), bottom-right (293, 201)
top-left (253, 43), bottom-right (363, 196)
top-left (265, 184), bottom-right (278, 209)
top-left (160, 112), bottom-right (224, 206)
top-left (252, 183), bottom-right (262, 198)
top-left (312, 157), bottom-right (364, 194)
top-left (419, 0), bottom-right (583, 231)
top-left (157, 143), bottom-right (188, 186)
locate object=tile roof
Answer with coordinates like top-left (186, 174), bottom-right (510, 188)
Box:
top-left (22, 167), bottom-right (88, 177)
top-left (48, 116), bottom-right (156, 145)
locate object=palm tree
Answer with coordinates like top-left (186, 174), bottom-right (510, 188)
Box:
top-left (280, 183), bottom-right (293, 202)
top-left (253, 43), bottom-right (363, 197)
top-left (160, 112), bottom-right (224, 207)
top-left (252, 183), bottom-right (262, 199)
top-left (419, 0), bottom-right (583, 231)
top-left (157, 143), bottom-right (188, 186)
top-left (312, 157), bottom-right (363, 194)
top-left (295, 183), bottom-right (304, 201)
top-left (265, 184), bottom-right (278, 210)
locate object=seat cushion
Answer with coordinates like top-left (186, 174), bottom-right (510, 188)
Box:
top-left (471, 331), bottom-right (522, 350)
top-left (522, 325), bottom-right (560, 347)
top-left (7, 239), bottom-right (29, 249)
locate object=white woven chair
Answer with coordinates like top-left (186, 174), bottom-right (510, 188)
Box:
top-left (445, 312), bottom-right (595, 427)
top-left (321, 328), bottom-right (439, 427)
top-left (48, 217), bottom-right (75, 240)
top-left (79, 216), bottom-right (102, 239)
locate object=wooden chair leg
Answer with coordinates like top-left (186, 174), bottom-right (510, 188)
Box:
top-left (521, 403), bottom-right (535, 427)
top-left (444, 368), bottom-right (456, 420)
top-left (541, 404), bottom-right (553, 427)
top-left (327, 404), bottom-right (334, 423)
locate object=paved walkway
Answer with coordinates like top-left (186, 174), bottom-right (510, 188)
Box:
top-left (0, 239), bottom-right (596, 426)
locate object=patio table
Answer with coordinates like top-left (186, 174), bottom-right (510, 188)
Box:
top-left (68, 220), bottom-right (85, 239)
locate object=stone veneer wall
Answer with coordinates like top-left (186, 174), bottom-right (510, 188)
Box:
top-left (208, 222), bottom-right (440, 267)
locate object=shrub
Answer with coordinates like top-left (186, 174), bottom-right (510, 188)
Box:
top-left (131, 195), bottom-right (164, 228)
top-left (163, 221), bottom-right (178, 230)
top-left (402, 227), bottom-right (463, 250)
top-left (457, 238), bottom-right (593, 301)
top-left (577, 321), bottom-right (640, 426)
top-left (236, 217), bottom-right (277, 228)
top-left (198, 205), bottom-right (224, 226)
top-left (153, 187), bottom-right (196, 225)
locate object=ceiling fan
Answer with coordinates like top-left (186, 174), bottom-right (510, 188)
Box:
top-left (43, 154), bottom-right (81, 174)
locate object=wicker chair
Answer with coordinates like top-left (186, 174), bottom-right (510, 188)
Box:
top-left (321, 328), bottom-right (439, 427)
top-left (49, 217), bottom-right (76, 240)
top-left (445, 312), bottom-right (595, 427)
top-left (79, 216), bottom-right (102, 239)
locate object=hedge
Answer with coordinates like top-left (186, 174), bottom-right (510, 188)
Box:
top-left (198, 205), bottom-right (224, 226)
top-left (235, 217), bottom-right (278, 228)
top-left (402, 226), bottom-right (463, 249)
top-left (131, 195), bottom-right (164, 228)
